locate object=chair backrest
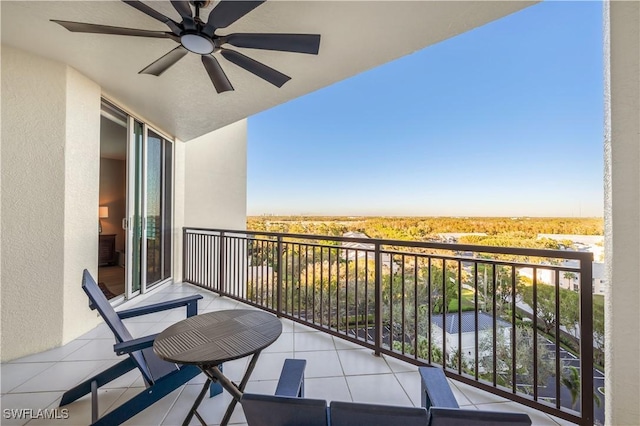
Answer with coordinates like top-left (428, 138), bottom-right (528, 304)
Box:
top-left (427, 407), bottom-right (532, 426)
top-left (82, 269), bottom-right (174, 384)
top-left (330, 401), bottom-right (429, 426)
top-left (419, 366), bottom-right (460, 410)
top-left (241, 393), bottom-right (328, 426)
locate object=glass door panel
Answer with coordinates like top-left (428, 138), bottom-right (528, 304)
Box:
top-left (144, 129), bottom-right (172, 289)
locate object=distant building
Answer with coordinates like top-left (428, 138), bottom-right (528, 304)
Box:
top-left (537, 234), bottom-right (604, 261)
top-left (340, 232), bottom-right (395, 269)
top-left (430, 311), bottom-right (511, 359)
top-left (518, 261), bottom-right (606, 294)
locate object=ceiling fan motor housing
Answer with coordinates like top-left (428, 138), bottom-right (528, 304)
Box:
top-left (181, 33), bottom-right (215, 54)
top-left (190, 1), bottom-right (211, 9)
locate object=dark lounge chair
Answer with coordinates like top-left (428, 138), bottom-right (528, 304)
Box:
top-left (241, 360), bottom-right (532, 426)
top-left (59, 269), bottom-right (221, 426)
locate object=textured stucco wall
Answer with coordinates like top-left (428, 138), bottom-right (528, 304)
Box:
top-left (184, 119), bottom-right (247, 230)
top-left (62, 67), bottom-right (101, 343)
top-left (1, 46), bottom-right (100, 361)
top-left (605, 1), bottom-right (640, 424)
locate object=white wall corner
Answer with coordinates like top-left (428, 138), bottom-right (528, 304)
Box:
top-left (184, 119), bottom-right (248, 231)
top-left (173, 138), bottom-right (187, 282)
top-left (605, 1), bottom-right (640, 424)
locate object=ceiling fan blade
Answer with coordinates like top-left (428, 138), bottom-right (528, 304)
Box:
top-left (222, 33), bottom-right (321, 55)
top-left (122, 0), bottom-right (182, 34)
top-left (139, 46), bottom-right (188, 76)
top-left (202, 1), bottom-right (265, 37)
top-left (220, 48), bottom-right (291, 88)
top-left (170, 1), bottom-right (196, 31)
top-left (51, 20), bottom-right (174, 39)
top-left (202, 56), bottom-right (234, 93)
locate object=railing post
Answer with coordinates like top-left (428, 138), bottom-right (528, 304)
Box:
top-left (374, 242), bottom-right (383, 356)
top-left (182, 227), bottom-right (188, 283)
top-left (219, 231), bottom-right (225, 295)
top-left (276, 236), bottom-right (283, 317)
top-left (579, 254), bottom-right (594, 426)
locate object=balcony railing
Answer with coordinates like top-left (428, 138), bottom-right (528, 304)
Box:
top-left (183, 227), bottom-right (596, 425)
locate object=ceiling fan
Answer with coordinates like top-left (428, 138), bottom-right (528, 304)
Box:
top-left (51, 0), bottom-right (320, 93)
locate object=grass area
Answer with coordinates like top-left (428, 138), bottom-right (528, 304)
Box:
top-left (593, 294), bottom-right (604, 309)
top-left (447, 289), bottom-right (477, 312)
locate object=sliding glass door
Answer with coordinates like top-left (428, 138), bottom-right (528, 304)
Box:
top-left (126, 118), bottom-right (173, 298)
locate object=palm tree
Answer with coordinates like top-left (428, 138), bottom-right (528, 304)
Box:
top-left (563, 272), bottom-right (577, 291)
top-left (561, 364), bottom-right (602, 410)
top-left (561, 365), bottom-right (581, 409)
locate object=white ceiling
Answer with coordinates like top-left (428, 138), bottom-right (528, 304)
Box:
top-left (1, 1), bottom-right (536, 142)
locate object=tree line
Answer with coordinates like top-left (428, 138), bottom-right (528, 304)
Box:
top-left (248, 216), bottom-right (603, 241)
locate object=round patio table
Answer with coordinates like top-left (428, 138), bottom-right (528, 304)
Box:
top-left (154, 309), bottom-right (282, 426)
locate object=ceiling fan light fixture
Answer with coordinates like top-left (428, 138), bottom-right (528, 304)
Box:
top-left (181, 33), bottom-right (214, 54)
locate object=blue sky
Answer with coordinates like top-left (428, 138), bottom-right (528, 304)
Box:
top-left (247, 1), bottom-right (604, 217)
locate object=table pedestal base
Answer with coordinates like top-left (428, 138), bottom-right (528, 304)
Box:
top-left (182, 351), bottom-right (262, 426)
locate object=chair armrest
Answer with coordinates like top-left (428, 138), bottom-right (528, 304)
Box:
top-left (418, 367), bottom-right (459, 410)
top-left (117, 294), bottom-right (203, 319)
top-left (275, 359), bottom-right (307, 397)
top-left (114, 334), bottom-right (158, 355)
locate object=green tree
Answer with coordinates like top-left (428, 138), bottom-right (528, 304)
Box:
top-left (522, 284), bottom-right (557, 334)
top-left (593, 301), bottom-right (605, 367)
top-left (478, 325), bottom-right (554, 393)
top-left (559, 289), bottom-right (579, 336)
top-left (563, 272), bottom-right (577, 290)
top-left (561, 365), bottom-right (581, 409)
top-left (561, 364), bottom-right (602, 410)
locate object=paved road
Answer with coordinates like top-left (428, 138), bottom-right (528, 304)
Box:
top-left (535, 340), bottom-right (604, 425)
top-left (317, 317), bottom-right (605, 424)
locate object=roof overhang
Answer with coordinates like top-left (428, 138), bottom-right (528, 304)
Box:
top-left (1, 1), bottom-right (537, 141)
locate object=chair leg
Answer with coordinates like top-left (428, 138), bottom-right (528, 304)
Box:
top-left (60, 358), bottom-right (136, 407)
top-left (91, 365), bottom-right (201, 426)
top-left (91, 380), bottom-right (98, 424)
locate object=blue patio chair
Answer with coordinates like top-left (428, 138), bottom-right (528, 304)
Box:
top-left (241, 359), bottom-right (329, 426)
top-left (419, 366), bottom-right (532, 425)
top-left (241, 360), bottom-right (532, 426)
top-left (59, 269), bottom-right (222, 426)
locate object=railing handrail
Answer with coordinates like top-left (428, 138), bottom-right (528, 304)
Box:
top-left (184, 227), bottom-right (595, 262)
top-left (183, 226), bottom-right (596, 425)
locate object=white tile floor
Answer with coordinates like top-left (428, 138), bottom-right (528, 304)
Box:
top-left (1, 282), bottom-right (575, 425)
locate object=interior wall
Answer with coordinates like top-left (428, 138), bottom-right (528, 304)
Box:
top-left (184, 119), bottom-right (247, 230)
top-left (605, 0), bottom-right (640, 424)
top-left (99, 158), bottom-right (126, 251)
top-left (1, 45), bottom-right (100, 361)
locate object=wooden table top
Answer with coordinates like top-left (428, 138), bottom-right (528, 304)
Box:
top-left (153, 310), bottom-right (282, 365)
